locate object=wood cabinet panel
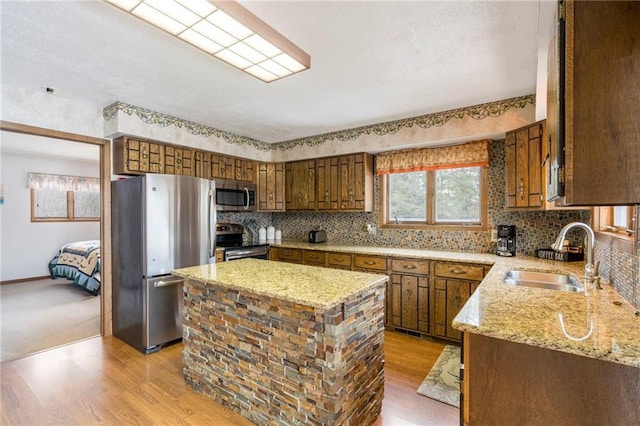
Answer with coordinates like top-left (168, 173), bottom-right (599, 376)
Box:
top-left (303, 250), bottom-right (326, 266)
top-left (505, 121), bottom-right (543, 209)
top-left (316, 157), bottom-right (339, 211)
top-left (505, 133), bottom-right (516, 207)
top-left (285, 160), bottom-right (316, 210)
top-left (327, 252), bottom-right (352, 269)
top-left (270, 247), bottom-right (302, 263)
top-left (235, 159), bottom-right (255, 183)
top-left (434, 262), bottom-right (484, 282)
top-left (464, 333), bottom-right (640, 425)
top-left (551, 0), bottom-right (640, 205)
top-left (113, 136), bottom-right (164, 175)
top-left (211, 154), bottom-right (234, 180)
top-left (391, 258), bottom-right (429, 275)
top-left (164, 146), bottom-right (194, 176)
top-left (258, 162), bottom-right (285, 211)
top-left (339, 153), bottom-right (373, 211)
top-left (194, 151), bottom-right (211, 179)
top-left (432, 261), bottom-right (485, 342)
top-left (353, 255), bottom-right (387, 271)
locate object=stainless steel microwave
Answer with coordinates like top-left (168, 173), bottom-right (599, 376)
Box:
top-left (215, 180), bottom-right (256, 211)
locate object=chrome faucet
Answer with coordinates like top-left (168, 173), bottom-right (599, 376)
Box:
top-left (551, 222), bottom-right (600, 290)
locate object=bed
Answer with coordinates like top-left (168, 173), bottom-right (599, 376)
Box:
top-left (48, 240), bottom-right (101, 296)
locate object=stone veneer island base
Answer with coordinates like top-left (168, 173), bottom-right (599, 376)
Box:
top-left (173, 259), bottom-right (388, 426)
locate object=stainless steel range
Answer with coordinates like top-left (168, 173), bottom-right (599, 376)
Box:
top-left (216, 223), bottom-right (269, 261)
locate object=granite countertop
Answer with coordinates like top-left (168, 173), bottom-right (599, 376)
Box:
top-left (272, 241), bottom-right (640, 368)
top-left (173, 258), bottom-right (388, 310)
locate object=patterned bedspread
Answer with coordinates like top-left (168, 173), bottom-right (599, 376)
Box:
top-left (48, 240), bottom-right (101, 296)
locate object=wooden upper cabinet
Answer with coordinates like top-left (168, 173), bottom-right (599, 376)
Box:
top-left (315, 153), bottom-right (374, 212)
top-left (505, 121), bottom-right (544, 209)
top-left (258, 162), bottom-right (285, 211)
top-left (165, 146), bottom-right (194, 176)
top-left (211, 154), bottom-right (234, 180)
top-left (285, 159), bottom-right (316, 210)
top-left (235, 158), bottom-right (256, 183)
top-left (550, 0), bottom-right (640, 205)
top-left (113, 136), bottom-right (165, 175)
top-left (317, 156), bottom-right (340, 211)
top-left (339, 153), bottom-right (373, 211)
top-left (194, 151), bottom-right (212, 179)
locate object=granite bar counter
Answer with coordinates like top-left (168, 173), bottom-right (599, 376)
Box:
top-left (173, 258), bottom-right (388, 426)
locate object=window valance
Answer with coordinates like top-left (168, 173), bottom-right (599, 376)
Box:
top-left (375, 139), bottom-right (490, 175)
top-left (28, 172), bottom-right (100, 192)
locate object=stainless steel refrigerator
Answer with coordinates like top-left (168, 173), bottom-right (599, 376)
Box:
top-left (111, 174), bottom-right (216, 353)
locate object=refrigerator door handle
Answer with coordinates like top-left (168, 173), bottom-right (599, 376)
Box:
top-left (208, 187), bottom-right (216, 258)
top-left (154, 278), bottom-right (184, 288)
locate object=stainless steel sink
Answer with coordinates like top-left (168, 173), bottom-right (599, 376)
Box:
top-left (504, 270), bottom-right (584, 292)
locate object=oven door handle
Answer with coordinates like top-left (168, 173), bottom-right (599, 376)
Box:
top-left (225, 248), bottom-right (269, 261)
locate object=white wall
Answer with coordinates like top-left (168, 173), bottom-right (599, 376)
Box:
top-left (0, 149), bottom-right (100, 281)
top-left (0, 86), bottom-right (104, 139)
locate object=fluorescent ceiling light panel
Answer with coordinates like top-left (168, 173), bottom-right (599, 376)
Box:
top-left (104, 0), bottom-right (310, 82)
top-left (179, 29), bottom-right (223, 53)
top-left (132, 3), bottom-right (186, 35)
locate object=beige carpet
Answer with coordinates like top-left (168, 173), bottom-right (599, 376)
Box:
top-left (417, 345), bottom-right (461, 408)
top-left (0, 278), bottom-right (100, 362)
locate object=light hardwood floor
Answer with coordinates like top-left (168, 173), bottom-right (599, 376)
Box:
top-left (1, 331), bottom-right (459, 425)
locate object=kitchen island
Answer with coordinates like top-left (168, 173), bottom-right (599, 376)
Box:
top-left (173, 258), bottom-right (388, 426)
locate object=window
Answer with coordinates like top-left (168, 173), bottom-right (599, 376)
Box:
top-left (592, 205), bottom-right (637, 254)
top-left (383, 166), bottom-right (486, 228)
top-left (28, 172), bottom-right (100, 222)
top-left (377, 140), bottom-right (489, 229)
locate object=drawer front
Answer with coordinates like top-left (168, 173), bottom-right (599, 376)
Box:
top-left (354, 255), bottom-right (388, 271)
top-left (434, 262), bottom-right (484, 281)
top-left (275, 248), bottom-right (302, 262)
top-left (391, 258), bottom-right (429, 275)
top-left (303, 250), bottom-right (326, 265)
top-left (327, 252), bottom-right (352, 268)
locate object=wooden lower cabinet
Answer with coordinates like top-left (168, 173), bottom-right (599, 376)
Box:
top-left (303, 250), bottom-right (326, 266)
top-left (433, 279), bottom-right (478, 341)
top-left (389, 258), bottom-right (430, 333)
top-left (326, 252), bottom-right (353, 270)
top-left (269, 247), bottom-right (302, 264)
top-left (462, 333), bottom-right (640, 425)
top-left (270, 248), bottom-right (485, 340)
top-left (432, 261), bottom-right (485, 342)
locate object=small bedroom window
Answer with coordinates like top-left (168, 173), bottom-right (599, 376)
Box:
top-left (29, 172), bottom-right (100, 222)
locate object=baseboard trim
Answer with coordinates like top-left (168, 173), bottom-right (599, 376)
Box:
top-left (0, 275), bottom-right (51, 285)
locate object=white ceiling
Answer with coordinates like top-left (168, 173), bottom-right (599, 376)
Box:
top-left (0, 0), bottom-right (541, 144)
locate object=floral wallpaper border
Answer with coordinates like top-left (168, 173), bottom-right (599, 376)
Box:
top-left (103, 94), bottom-right (535, 152)
top-left (103, 101), bottom-right (272, 152)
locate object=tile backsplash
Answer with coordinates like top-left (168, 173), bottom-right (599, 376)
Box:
top-left (269, 140), bottom-right (589, 254)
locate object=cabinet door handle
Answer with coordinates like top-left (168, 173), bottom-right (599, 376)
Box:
top-left (335, 258), bottom-right (344, 262)
top-left (364, 261), bottom-right (376, 265)
top-left (404, 264), bottom-right (417, 270)
top-left (450, 269), bottom-right (467, 275)
top-left (518, 177), bottom-right (524, 200)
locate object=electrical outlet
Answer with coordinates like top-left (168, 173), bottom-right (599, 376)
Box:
top-left (367, 224), bottom-right (376, 235)
top-left (490, 228), bottom-right (498, 242)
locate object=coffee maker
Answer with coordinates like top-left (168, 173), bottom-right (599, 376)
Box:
top-left (497, 225), bottom-right (516, 256)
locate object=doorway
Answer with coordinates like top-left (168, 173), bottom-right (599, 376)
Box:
top-left (0, 121), bottom-right (112, 358)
